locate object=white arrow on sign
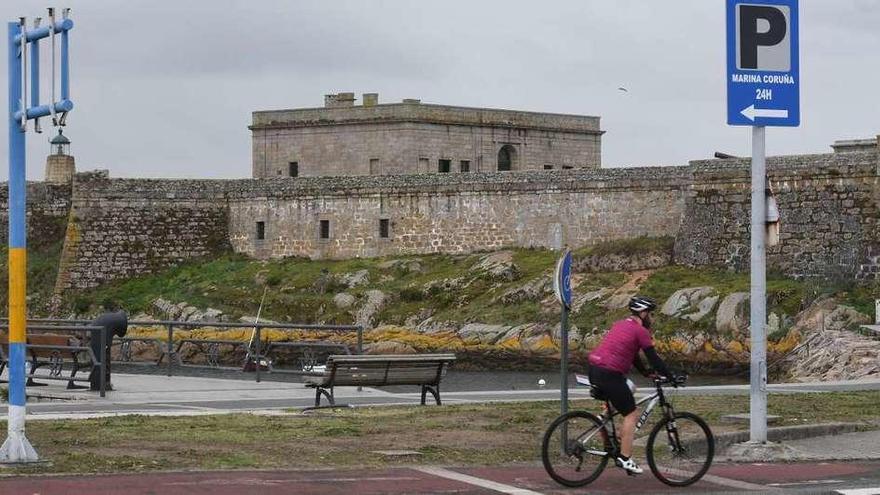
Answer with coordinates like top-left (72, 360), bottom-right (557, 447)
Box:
top-left (741, 104), bottom-right (789, 121)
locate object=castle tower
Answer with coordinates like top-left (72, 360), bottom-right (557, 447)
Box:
top-left (44, 129), bottom-right (75, 184)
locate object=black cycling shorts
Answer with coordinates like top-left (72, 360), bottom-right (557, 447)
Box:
top-left (588, 366), bottom-right (636, 415)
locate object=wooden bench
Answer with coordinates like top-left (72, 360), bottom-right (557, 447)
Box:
top-left (26, 333), bottom-right (93, 389)
top-left (302, 354), bottom-right (456, 407)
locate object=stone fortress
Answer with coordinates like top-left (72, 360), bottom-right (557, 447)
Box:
top-left (2, 92), bottom-right (878, 299)
top-left (251, 92), bottom-right (602, 178)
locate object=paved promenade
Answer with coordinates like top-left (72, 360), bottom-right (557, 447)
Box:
top-left (2, 373), bottom-right (880, 419)
top-left (2, 374), bottom-right (880, 494)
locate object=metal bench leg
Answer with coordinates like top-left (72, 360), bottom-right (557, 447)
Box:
top-left (315, 386), bottom-right (335, 407)
top-left (422, 384), bottom-right (441, 405)
top-left (66, 354), bottom-right (88, 390)
top-left (26, 358), bottom-right (49, 387)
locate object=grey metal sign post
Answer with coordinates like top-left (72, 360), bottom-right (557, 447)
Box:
top-left (553, 250), bottom-right (573, 416)
top-left (726, 0), bottom-right (799, 443)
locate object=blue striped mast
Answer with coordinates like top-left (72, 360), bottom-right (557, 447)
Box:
top-left (1, 11), bottom-right (73, 464)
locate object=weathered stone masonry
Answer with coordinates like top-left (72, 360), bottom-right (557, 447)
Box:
top-left (251, 94), bottom-right (603, 178)
top-left (6, 147), bottom-right (877, 292)
top-left (675, 150), bottom-right (879, 280)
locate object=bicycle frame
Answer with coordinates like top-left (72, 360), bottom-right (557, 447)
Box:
top-left (580, 381), bottom-right (674, 457)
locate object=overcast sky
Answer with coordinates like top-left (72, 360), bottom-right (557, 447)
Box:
top-left (1, 0), bottom-right (878, 180)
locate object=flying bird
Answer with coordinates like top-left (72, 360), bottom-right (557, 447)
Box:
top-left (617, 87), bottom-right (628, 93)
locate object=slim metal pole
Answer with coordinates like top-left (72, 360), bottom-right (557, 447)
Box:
top-left (1, 21), bottom-right (39, 463)
top-left (99, 327), bottom-right (107, 398)
top-left (255, 325), bottom-right (261, 383)
top-left (166, 323), bottom-right (173, 377)
top-left (560, 305), bottom-right (569, 416)
top-left (750, 125), bottom-right (768, 443)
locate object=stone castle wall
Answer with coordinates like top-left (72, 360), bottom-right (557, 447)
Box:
top-left (6, 146), bottom-right (876, 292)
top-left (228, 168), bottom-right (689, 259)
top-left (57, 176), bottom-right (231, 289)
top-left (0, 182), bottom-right (72, 249)
top-left (675, 150), bottom-right (879, 280)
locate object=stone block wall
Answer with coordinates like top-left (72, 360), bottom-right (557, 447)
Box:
top-left (674, 150), bottom-right (879, 280)
top-left (228, 168), bottom-right (690, 260)
top-left (57, 177), bottom-right (231, 289)
top-left (0, 182), bottom-right (72, 249)
top-left (10, 145), bottom-right (879, 291)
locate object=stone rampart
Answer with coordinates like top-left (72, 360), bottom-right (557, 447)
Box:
top-left (675, 150), bottom-right (879, 280)
top-left (13, 147), bottom-right (879, 291)
top-left (58, 175), bottom-right (231, 289)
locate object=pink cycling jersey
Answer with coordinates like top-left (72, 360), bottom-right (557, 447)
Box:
top-left (588, 317), bottom-right (654, 374)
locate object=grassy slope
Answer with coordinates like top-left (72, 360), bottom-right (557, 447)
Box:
top-left (1, 391), bottom-right (879, 474)
top-left (67, 240), bottom-right (873, 345)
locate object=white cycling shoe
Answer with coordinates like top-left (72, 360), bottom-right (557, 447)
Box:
top-left (615, 456), bottom-right (644, 475)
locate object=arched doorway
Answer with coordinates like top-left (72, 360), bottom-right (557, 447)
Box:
top-left (497, 145), bottom-right (517, 171)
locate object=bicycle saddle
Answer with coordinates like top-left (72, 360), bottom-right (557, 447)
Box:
top-left (589, 385), bottom-right (608, 401)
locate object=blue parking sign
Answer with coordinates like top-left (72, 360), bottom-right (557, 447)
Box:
top-left (727, 0), bottom-right (800, 127)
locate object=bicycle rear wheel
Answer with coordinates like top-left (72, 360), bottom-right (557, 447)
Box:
top-left (645, 411), bottom-right (714, 486)
top-left (541, 410), bottom-right (610, 487)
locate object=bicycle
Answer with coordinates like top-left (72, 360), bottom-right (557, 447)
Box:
top-left (541, 374), bottom-right (714, 487)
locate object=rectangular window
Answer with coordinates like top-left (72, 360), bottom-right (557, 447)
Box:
top-left (289, 162), bottom-right (299, 177)
top-left (438, 159), bottom-right (451, 173)
top-left (460, 160), bottom-right (470, 173)
top-left (562, 165), bottom-right (574, 170)
top-left (379, 219), bottom-right (390, 239)
top-left (256, 221), bottom-right (265, 240)
top-left (419, 157), bottom-right (429, 173)
top-left (369, 158), bottom-right (380, 175)
top-left (544, 165), bottom-right (554, 170)
top-left (319, 220), bottom-right (330, 239)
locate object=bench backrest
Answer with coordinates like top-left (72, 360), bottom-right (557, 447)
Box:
top-left (324, 354), bottom-right (456, 387)
top-left (27, 334), bottom-right (74, 359)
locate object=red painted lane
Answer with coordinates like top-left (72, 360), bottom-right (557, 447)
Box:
top-left (709, 461), bottom-right (880, 484)
top-left (459, 465), bottom-right (726, 494)
top-left (0, 469), bottom-right (495, 495)
top-left (2, 461), bottom-right (880, 495)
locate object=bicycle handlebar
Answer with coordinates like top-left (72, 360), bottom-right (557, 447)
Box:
top-left (652, 373), bottom-right (688, 387)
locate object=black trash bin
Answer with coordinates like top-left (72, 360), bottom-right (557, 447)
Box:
top-left (89, 310), bottom-right (129, 391)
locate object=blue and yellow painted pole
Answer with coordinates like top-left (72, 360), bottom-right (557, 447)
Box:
top-left (2, 12), bottom-right (73, 463)
top-left (1, 20), bottom-right (39, 463)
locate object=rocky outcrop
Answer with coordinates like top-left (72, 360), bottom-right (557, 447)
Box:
top-left (475, 251), bottom-right (520, 281)
top-left (365, 340), bottom-right (417, 354)
top-left (716, 292), bottom-right (750, 335)
top-left (333, 292), bottom-right (357, 309)
top-left (355, 290), bottom-right (387, 328)
top-left (340, 270), bottom-right (370, 288)
top-left (574, 252), bottom-right (671, 273)
top-left (787, 330), bottom-right (879, 381)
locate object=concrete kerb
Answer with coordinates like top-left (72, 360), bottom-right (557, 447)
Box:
top-left (717, 422), bottom-right (877, 461)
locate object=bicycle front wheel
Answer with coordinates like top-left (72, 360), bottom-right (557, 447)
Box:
top-left (541, 411), bottom-right (610, 487)
top-left (646, 411), bottom-right (714, 486)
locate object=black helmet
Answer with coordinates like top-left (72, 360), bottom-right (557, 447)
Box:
top-left (628, 296), bottom-right (657, 313)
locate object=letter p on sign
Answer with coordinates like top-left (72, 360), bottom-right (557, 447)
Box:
top-left (737, 3), bottom-right (791, 71)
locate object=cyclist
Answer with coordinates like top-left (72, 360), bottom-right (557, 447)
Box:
top-left (587, 295), bottom-right (672, 475)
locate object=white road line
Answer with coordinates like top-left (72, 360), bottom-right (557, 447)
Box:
top-left (657, 468), bottom-right (778, 492)
top-left (414, 466), bottom-right (544, 495)
top-left (835, 488), bottom-right (880, 495)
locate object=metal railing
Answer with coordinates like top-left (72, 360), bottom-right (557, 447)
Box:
top-left (19, 318), bottom-right (363, 383)
top-left (0, 324), bottom-right (107, 397)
